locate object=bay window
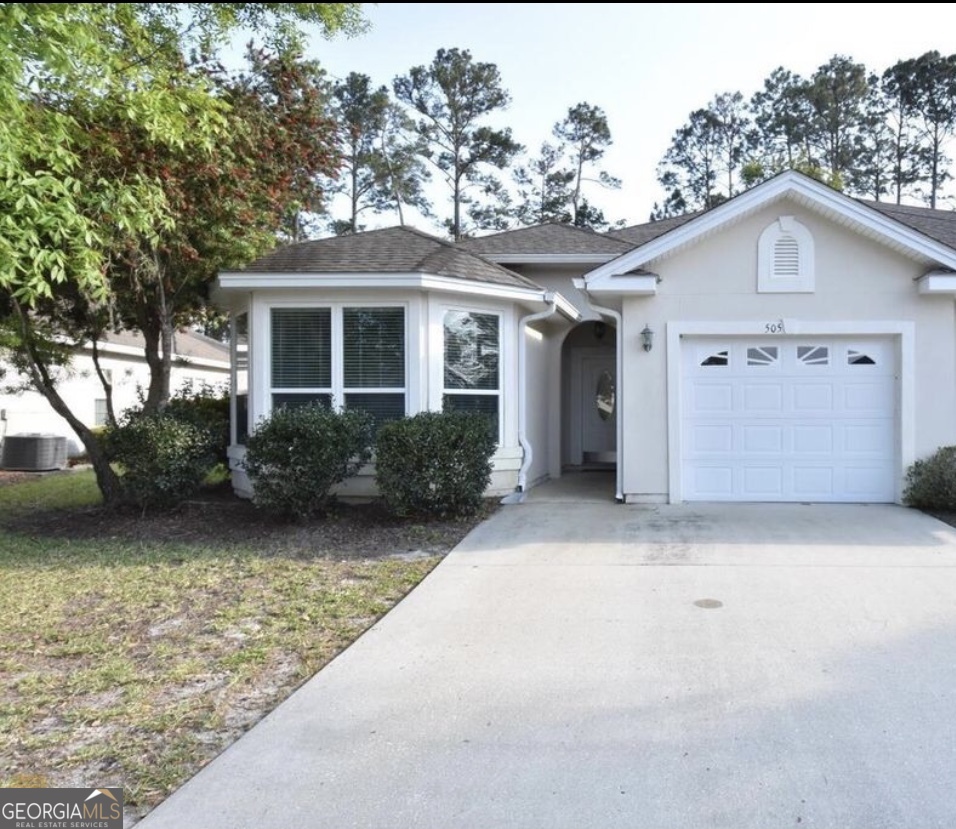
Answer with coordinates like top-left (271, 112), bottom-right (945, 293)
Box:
top-left (270, 305), bottom-right (406, 429)
top-left (443, 309), bottom-right (500, 442)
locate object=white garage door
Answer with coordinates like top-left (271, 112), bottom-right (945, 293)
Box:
top-left (681, 337), bottom-right (897, 502)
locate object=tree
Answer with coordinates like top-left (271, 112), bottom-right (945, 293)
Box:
top-left (805, 55), bottom-right (870, 187)
top-left (512, 142), bottom-right (574, 225)
top-left (327, 72), bottom-right (430, 235)
top-left (908, 51), bottom-right (956, 208)
top-left (708, 91), bottom-right (754, 198)
top-left (552, 103), bottom-right (621, 227)
top-left (393, 48), bottom-right (521, 240)
top-left (0, 4), bottom-right (361, 504)
top-left (850, 74), bottom-right (895, 200)
top-left (881, 57), bottom-right (925, 204)
top-left (657, 108), bottom-right (723, 211)
top-left (750, 67), bottom-right (814, 177)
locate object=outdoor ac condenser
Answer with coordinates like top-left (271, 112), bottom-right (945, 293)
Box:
top-left (0, 434), bottom-right (68, 471)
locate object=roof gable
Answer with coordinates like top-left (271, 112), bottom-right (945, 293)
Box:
top-left (586, 172), bottom-right (956, 287)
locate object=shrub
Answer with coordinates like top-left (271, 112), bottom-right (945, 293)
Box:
top-left (375, 411), bottom-right (496, 518)
top-left (243, 404), bottom-right (373, 520)
top-left (904, 446), bottom-right (956, 510)
top-left (165, 382), bottom-right (230, 465)
top-left (105, 412), bottom-right (218, 510)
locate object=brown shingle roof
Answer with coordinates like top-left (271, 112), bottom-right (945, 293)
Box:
top-left (458, 222), bottom-right (634, 256)
top-left (860, 200), bottom-right (956, 250)
top-left (606, 212), bottom-right (702, 247)
top-left (240, 226), bottom-right (542, 290)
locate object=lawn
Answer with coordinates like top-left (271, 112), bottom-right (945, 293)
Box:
top-left (0, 471), bottom-right (487, 825)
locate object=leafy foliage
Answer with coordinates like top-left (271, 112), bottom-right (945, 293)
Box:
top-left (243, 405), bottom-right (373, 520)
top-left (394, 47), bottom-right (521, 240)
top-left (105, 412), bottom-right (219, 511)
top-left (375, 411), bottom-right (496, 518)
top-left (904, 446), bottom-right (956, 511)
top-left (164, 382), bottom-right (231, 465)
top-left (327, 72), bottom-right (431, 234)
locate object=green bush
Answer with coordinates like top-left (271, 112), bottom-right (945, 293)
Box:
top-left (105, 412), bottom-right (219, 510)
top-left (904, 446), bottom-right (956, 510)
top-left (165, 382), bottom-right (230, 464)
top-left (375, 411), bottom-right (496, 518)
top-left (242, 404), bottom-right (373, 520)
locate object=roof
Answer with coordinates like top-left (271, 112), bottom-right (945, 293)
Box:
top-left (458, 222), bottom-right (634, 257)
top-left (859, 200), bottom-right (956, 250)
top-left (607, 212), bottom-right (701, 247)
top-left (240, 226), bottom-right (542, 291)
top-left (99, 330), bottom-right (230, 365)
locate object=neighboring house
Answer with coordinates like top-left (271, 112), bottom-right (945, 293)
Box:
top-left (0, 330), bottom-right (230, 456)
top-left (216, 171), bottom-right (956, 504)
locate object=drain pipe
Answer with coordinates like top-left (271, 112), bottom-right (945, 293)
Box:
top-left (573, 280), bottom-right (624, 503)
top-left (516, 293), bottom-right (559, 492)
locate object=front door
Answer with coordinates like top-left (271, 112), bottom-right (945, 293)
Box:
top-left (580, 354), bottom-right (616, 463)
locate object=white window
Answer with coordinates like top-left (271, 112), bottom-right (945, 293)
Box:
top-left (270, 306), bottom-right (406, 430)
top-left (757, 216), bottom-right (815, 293)
top-left (443, 310), bottom-right (500, 442)
top-left (93, 399), bottom-right (108, 427)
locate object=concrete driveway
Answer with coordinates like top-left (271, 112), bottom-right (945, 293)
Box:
top-left (139, 490), bottom-right (956, 829)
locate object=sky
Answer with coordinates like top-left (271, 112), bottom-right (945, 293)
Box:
top-left (291, 2), bottom-right (956, 232)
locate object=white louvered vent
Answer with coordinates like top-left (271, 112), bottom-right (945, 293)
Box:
top-left (758, 216), bottom-right (814, 293)
top-left (773, 235), bottom-right (800, 278)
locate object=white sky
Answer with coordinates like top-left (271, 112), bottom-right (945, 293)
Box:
top-left (297, 2), bottom-right (956, 232)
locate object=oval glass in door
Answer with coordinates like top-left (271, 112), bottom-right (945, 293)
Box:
top-left (596, 369), bottom-right (615, 421)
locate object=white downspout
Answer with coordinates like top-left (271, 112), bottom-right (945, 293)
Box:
top-left (517, 292), bottom-right (559, 492)
top-left (574, 282), bottom-right (624, 503)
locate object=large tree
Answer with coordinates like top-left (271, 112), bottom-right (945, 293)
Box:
top-left (0, 4), bottom-right (361, 503)
top-left (552, 102), bottom-right (621, 227)
top-left (512, 142), bottom-right (574, 225)
top-left (393, 47), bottom-right (521, 240)
top-left (749, 67), bottom-right (813, 175)
top-left (327, 72), bottom-right (430, 235)
top-left (908, 51), bottom-right (956, 208)
top-left (657, 108), bottom-right (723, 211)
top-left (881, 57), bottom-right (925, 204)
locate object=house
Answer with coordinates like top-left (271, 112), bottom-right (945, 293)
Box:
top-left (0, 330), bottom-right (231, 457)
top-left (216, 171), bottom-right (956, 504)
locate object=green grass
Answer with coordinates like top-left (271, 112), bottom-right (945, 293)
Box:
top-left (0, 471), bottom-right (443, 816)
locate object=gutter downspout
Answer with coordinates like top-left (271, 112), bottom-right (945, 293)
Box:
top-left (574, 281), bottom-right (624, 503)
top-left (517, 292), bottom-right (559, 492)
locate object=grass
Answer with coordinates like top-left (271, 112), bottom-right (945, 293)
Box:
top-left (0, 471), bottom-right (458, 822)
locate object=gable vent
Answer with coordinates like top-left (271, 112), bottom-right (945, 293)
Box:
top-left (773, 235), bottom-right (800, 278)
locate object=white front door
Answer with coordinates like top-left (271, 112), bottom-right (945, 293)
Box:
top-left (681, 337), bottom-right (897, 502)
top-left (581, 354), bottom-right (616, 463)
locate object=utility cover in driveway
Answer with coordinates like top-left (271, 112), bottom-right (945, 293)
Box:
top-left (681, 337), bottom-right (896, 501)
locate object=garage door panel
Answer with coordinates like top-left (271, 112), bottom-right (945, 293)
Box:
top-left (743, 425), bottom-right (783, 453)
top-left (743, 466), bottom-right (783, 497)
top-left (793, 424), bottom-right (833, 454)
top-left (691, 424), bottom-right (734, 454)
top-left (743, 384), bottom-right (783, 411)
top-left (793, 383), bottom-right (834, 412)
top-left (682, 337), bottom-right (896, 502)
top-left (792, 467), bottom-right (835, 497)
top-left (691, 383), bottom-right (733, 412)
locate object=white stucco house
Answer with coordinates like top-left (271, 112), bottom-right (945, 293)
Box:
top-left (0, 330), bottom-right (231, 457)
top-left (217, 171), bottom-right (956, 504)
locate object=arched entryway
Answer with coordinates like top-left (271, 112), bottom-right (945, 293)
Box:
top-left (561, 320), bottom-right (617, 469)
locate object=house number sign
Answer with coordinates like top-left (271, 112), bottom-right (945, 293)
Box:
top-left (764, 319), bottom-right (786, 334)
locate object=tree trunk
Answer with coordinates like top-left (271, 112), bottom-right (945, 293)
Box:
top-left (90, 337), bottom-right (116, 425)
top-left (13, 303), bottom-right (125, 505)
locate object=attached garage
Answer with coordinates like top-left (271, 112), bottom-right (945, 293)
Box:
top-left (680, 336), bottom-right (897, 502)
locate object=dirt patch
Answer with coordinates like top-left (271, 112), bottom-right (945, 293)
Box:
top-left (5, 484), bottom-right (497, 559)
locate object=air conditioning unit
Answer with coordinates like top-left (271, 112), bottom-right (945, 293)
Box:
top-left (1, 434), bottom-right (68, 471)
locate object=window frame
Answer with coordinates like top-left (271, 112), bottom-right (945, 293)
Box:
top-left (267, 302), bottom-right (408, 422)
top-left (441, 306), bottom-right (503, 444)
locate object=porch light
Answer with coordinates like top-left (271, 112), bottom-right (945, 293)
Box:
top-left (641, 325), bottom-right (654, 352)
